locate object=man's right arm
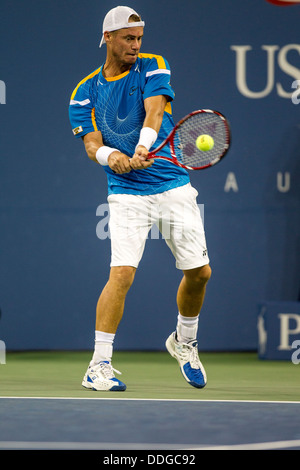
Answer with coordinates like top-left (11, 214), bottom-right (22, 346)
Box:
top-left (82, 131), bottom-right (132, 174)
top-left (82, 131), bottom-right (103, 163)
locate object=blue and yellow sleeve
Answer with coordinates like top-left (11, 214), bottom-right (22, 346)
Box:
top-left (69, 68), bottom-right (100, 138)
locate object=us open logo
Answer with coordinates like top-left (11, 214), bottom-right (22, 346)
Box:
top-left (231, 44), bottom-right (300, 99)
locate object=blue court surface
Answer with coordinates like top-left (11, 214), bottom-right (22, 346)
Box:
top-left (0, 397), bottom-right (300, 451)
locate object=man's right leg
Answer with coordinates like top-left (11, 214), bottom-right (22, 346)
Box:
top-left (93, 266), bottom-right (136, 361)
top-left (96, 266), bottom-right (136, 334)
top-left (83, 193), bottom-right (153, 391)
top-left (82, 266), bottom-right (136, 391)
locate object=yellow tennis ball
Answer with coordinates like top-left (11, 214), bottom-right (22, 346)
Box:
top-left (196, 134), bottom-right (214, 151)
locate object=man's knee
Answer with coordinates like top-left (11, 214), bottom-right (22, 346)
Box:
top-left (198, 264), bottom-right (212, 283)
top-left (109, 266), bottom-right (136, 291)
top-left (183, 264), bottom-right (212, 286)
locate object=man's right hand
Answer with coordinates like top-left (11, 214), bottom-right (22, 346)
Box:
top-left (108, 151), bottom-right (132, 174)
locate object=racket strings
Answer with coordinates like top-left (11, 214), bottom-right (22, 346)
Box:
top-left (174, 112), bottom-right (229, 169)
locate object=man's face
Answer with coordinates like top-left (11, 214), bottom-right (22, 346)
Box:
top-left (107, 26), bottom-right (144, 66)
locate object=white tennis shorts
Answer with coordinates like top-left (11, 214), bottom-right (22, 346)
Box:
top-left (107, 183), bottom-right (209, 270)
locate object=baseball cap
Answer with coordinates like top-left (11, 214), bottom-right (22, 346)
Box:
top-left (99, 6), bottom-right (145, 47)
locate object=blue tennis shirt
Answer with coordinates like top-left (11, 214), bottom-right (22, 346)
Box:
top-left (69, 53), bottom-right (189, 195)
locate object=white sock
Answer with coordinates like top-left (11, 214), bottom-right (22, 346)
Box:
top-left (90, 330), bottom-right (115, 366)
top-left (176, 313), bottom-right (199, 343)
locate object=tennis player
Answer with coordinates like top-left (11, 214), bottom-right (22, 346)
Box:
top-left (69, 6), bottom-right (211, 391)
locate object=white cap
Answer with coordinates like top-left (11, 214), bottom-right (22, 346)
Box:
top-left (99, 6), bottom-right (145, 47)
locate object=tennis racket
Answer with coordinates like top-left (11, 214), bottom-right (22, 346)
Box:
top-left (148, 109), bottom-right (231, 170)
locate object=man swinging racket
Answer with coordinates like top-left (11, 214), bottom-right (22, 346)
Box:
top-left (69, 6), bottom-right (211, 391)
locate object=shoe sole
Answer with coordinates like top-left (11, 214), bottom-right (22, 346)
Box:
top-left (82, 376), bottom-right (126, 392)
top-left (82, 384), bottom-right (126, 391)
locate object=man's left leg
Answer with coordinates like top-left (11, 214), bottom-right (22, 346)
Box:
top-left (177, 264), bottom-right (212, 318)
top-left (166, 264), bottom-right (211, 389)
top-left (161, 184), bottom-right (211, 388)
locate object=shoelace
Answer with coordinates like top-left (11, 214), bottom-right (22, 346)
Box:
top-left (189, 344), bottom-right (202, 369)
top-left (176, 341), bottom-right (201, 369)
top-left (96, 361), bottom-right (122, 379)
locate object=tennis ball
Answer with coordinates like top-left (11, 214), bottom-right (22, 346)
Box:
top-left (196, 134), bottom-right (214, 151)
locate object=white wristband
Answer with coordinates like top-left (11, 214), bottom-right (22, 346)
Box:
top-left (95, 146), bottom-right (118, 166)
top-left (136, 127), bottom-right (158, 151)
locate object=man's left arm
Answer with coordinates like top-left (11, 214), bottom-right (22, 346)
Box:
top-left (130, 95), bottom-right (168, 170)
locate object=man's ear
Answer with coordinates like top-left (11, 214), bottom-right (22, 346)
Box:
top-left (104, 31), bottom-right (113, 45)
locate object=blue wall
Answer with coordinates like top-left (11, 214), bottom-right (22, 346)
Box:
top-left (0, 0), bottom-right (299, 351)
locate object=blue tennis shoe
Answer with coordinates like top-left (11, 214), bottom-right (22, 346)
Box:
top-left (166, 332), bottom-right (207, 388)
